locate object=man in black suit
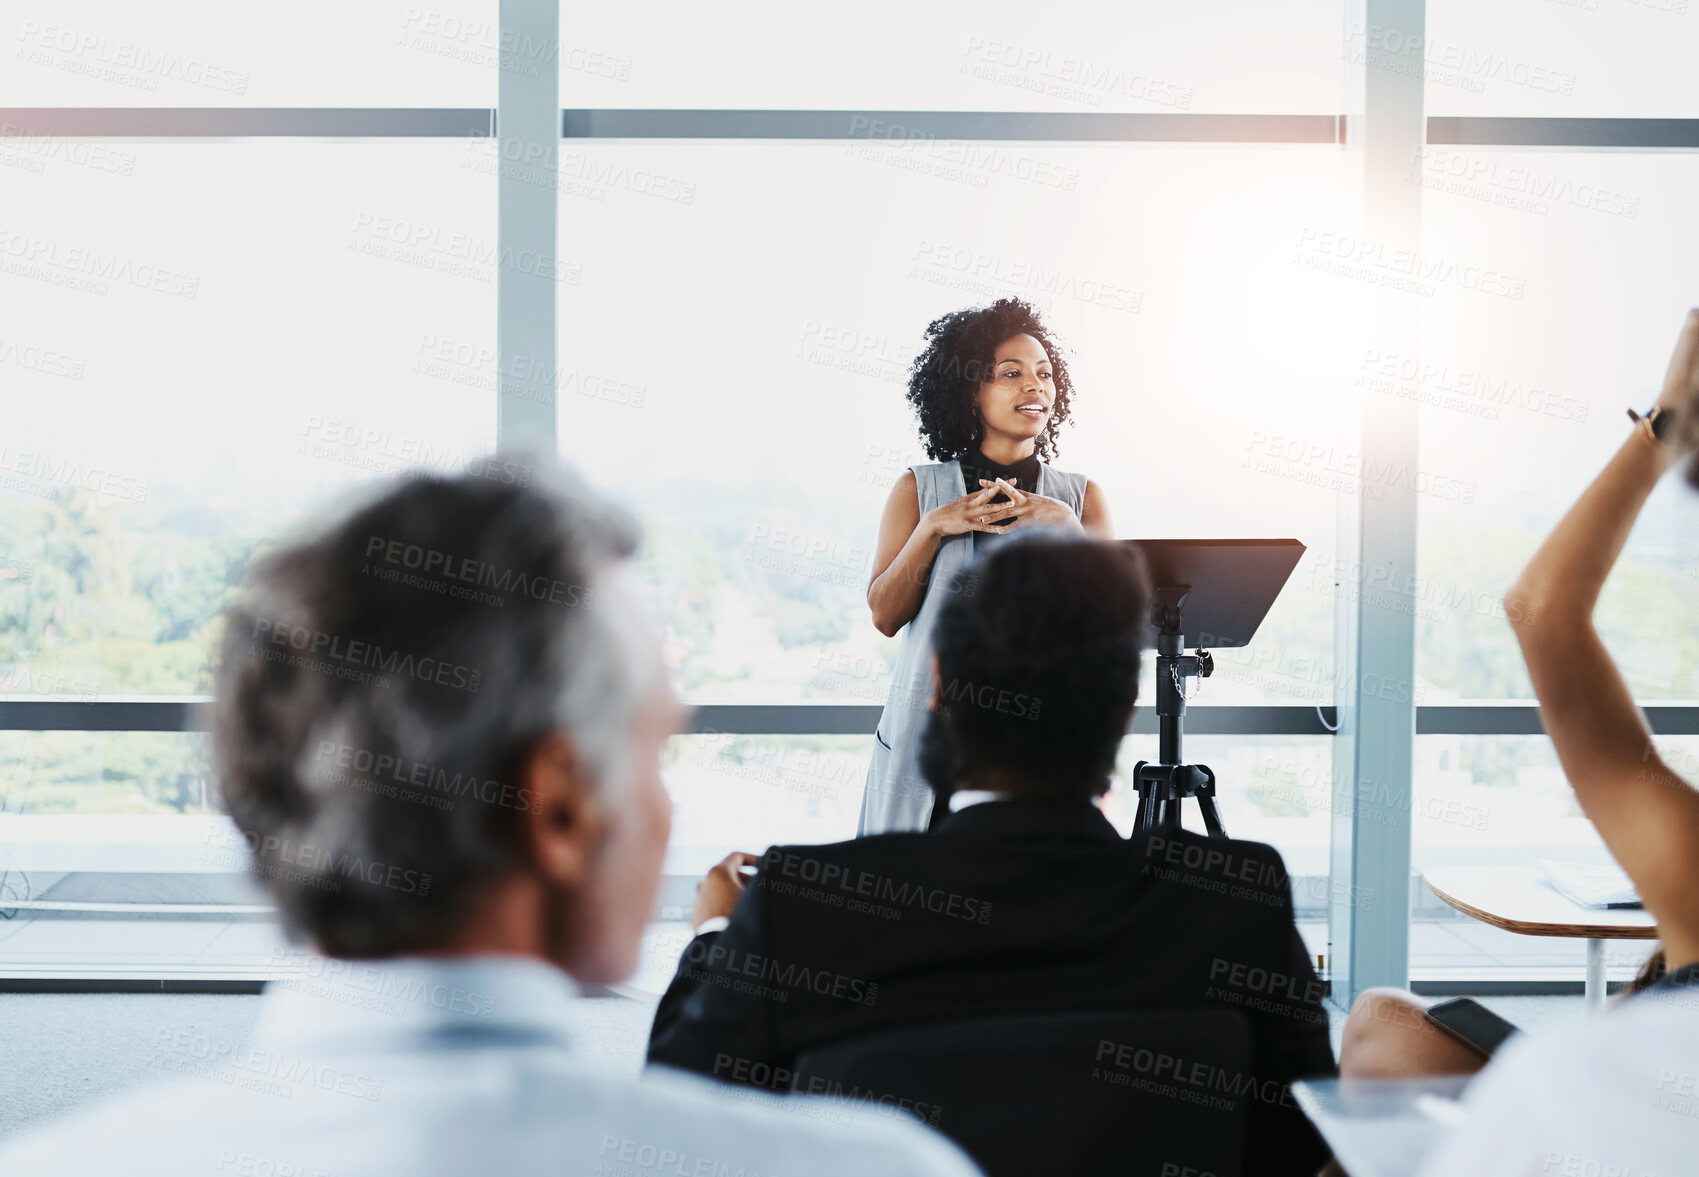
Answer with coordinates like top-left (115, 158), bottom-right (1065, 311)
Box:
top-left (648, 532), bottom-right (1336, 1174)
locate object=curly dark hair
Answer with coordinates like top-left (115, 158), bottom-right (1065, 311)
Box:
top-left (906, 297), bottom-right (1075, 462)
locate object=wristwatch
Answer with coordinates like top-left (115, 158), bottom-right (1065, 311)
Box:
top-left (1628, 405), bottom-right (1680, 445)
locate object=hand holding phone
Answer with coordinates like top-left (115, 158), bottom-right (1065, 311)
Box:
top-left (1423, 997), bottom-right (1519, 1059)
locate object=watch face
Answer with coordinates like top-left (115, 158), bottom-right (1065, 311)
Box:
top-left (1651, 408), bottom-right (1676, 441)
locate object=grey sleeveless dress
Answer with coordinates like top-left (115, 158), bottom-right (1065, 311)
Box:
top-left (857, 459), bottom-right (1089, 835)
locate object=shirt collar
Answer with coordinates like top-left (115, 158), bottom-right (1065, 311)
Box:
top-left (963, 451), bottom-right (1040, 488)
top-left (947, 789), bottom-right (1009, 813)
top-left (251, 952), bottom-right (581, 1054)
top-left (933, 796), bottom-right (1123, 842)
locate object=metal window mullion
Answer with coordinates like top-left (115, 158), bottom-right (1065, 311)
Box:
top-left (0, 700), bottom-right (1341, 736)
top-left (24, 700), bottom-right (1699, 735)
top-left (1428, 117), bottom-right (1699, 149)
top-left (558, 110), bottom-right (1342, 143)
top-left (0, 108), bottom-right (492, 137)
top-left (1330, 0), bottom-right (1426, 1006)
top-left (495, 0), bottom-right (559, 447)
top-left (9, 112), bottom-right (1697, 150)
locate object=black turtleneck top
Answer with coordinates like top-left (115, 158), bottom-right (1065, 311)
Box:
top-left (959, 447), bottom-right (1041, 528)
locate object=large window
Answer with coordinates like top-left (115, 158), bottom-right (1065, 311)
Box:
top-left (1403, 16), bottom-right (1699, 978)
top-left (0, 141), bottom-right (494, 974)
top-left (2, 141), bottom-right (496, 700)
top-left (1, 1), bottom-right (497, 107)
top-left (1410, 148), bottom-right (1699, 981)
top-left (556, 139), bottom-right (1357, 914)
top-left (1426, 0), bottom-right (1699, 119)
top-left (1417, 151), bottom-right (1699, 700)
top-left (1, 4), bottom-right (497, 978)
top-left (558, 143), bottom-right (1355, 703)
top-left (557, 0), bottom-right (1343, 113)
top-left (4, 2), bottom-right (1694, 995)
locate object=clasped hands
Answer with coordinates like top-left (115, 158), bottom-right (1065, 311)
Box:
top-left (928, 477), bottom-right (1080, 537)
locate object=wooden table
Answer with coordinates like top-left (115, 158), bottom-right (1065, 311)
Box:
top-left (1423, 866), bottom-right (1658, 1009)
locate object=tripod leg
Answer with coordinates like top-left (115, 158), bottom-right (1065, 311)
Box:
top-left (1158, 796), bottom-right (1182, 832)
top-left (1198, 792), bottom-right (1228, 839)
top-left (1131, 761), bottom-right (1154, 832)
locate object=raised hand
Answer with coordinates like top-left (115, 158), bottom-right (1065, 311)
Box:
top-left (1655, 308), bottom-right (1699, 427)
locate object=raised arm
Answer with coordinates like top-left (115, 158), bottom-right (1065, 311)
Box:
top-left (1502, 309), bottom-right (1699, 968)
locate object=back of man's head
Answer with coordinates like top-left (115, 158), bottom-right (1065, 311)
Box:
top-left (928, 532), bottom-right (1151, 803)
top-left (212, 457), bottom-right (650, 960)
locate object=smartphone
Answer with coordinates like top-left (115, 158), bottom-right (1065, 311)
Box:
top-left (1424, 997), bottom-right (1519, 1059)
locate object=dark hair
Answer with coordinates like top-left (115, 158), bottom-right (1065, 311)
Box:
top-left (906, 297), bottom-right (1075, 462)
top-left (928, 532), bottom-right (1151, 800)
top-left (1628, 945), bottom-right (1668, 995)
top-left (212, 457), bottom-right (641, 958)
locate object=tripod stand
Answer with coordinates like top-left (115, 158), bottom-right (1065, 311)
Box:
top-left (1131, 587), bottom-right (1228, 838)
top-left (1120, 538), bottom-right (1307, 841)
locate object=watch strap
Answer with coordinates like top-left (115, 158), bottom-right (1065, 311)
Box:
top-left (1629, 406), bottom-right (1678, 444)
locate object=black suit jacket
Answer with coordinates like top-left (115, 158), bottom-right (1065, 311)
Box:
top-left (648, 800), bottom-right (1336, 1175)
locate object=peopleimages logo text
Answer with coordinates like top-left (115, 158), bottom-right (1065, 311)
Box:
top-left (758, 848), bottom-right (993, 924)
top-left (363, 535), bottom-right (592, 609)
top-left (249, 618), bottom-right (481, 692)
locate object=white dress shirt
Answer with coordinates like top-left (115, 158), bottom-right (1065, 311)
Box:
top-left (1414, 981), bottom-right (1699, 1177)
top-left (945, 790), bottom-right (1008, 813)
top-left (0, 954), bottom-right (982, 1177)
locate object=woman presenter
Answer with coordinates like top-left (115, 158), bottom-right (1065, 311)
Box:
top-left (860, 298), bottom-right (1114, 835)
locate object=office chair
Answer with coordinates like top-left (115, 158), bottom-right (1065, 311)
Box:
top-left (794, 1008), bottom-right (1254, 1177)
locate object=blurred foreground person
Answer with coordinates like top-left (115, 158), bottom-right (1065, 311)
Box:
top-left (0, 459), bottom-right (980, 1177)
